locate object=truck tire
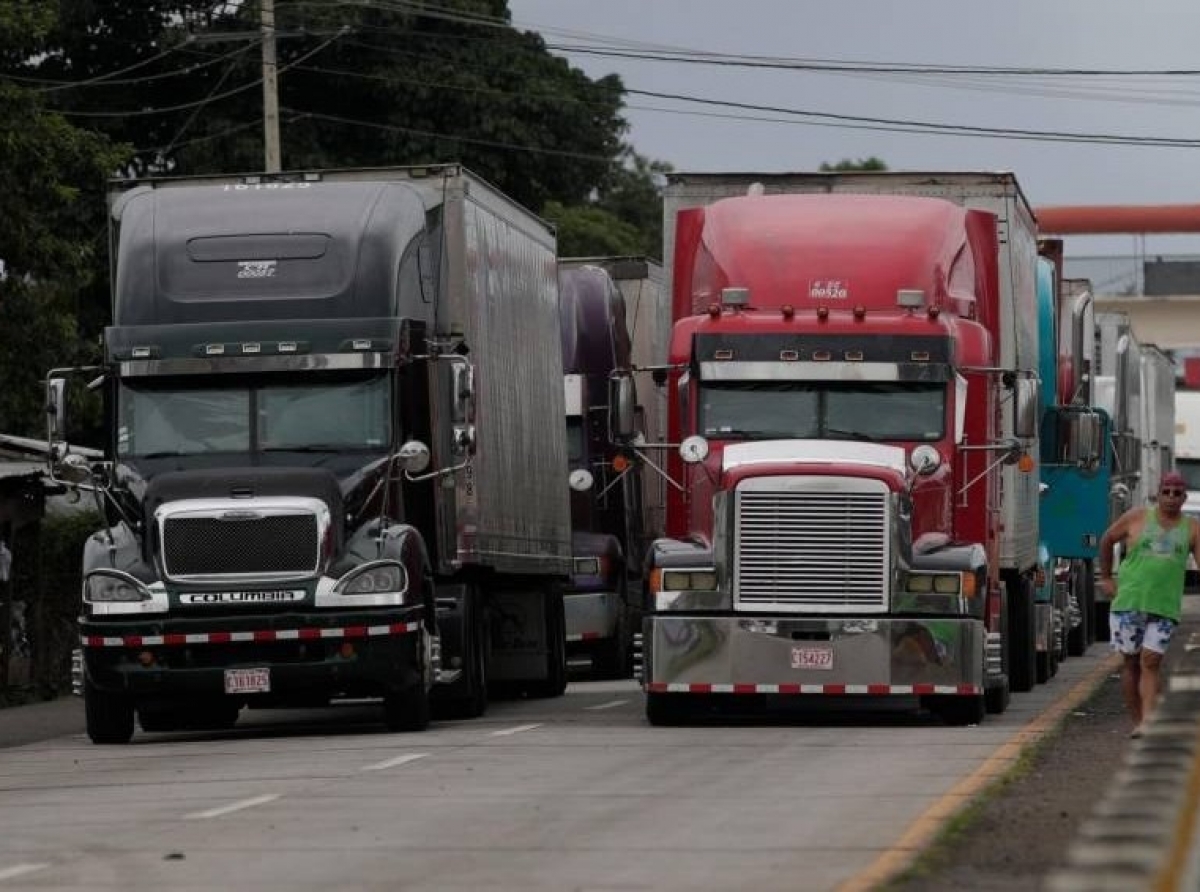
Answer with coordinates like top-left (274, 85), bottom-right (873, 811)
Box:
top-left (433, 584), bottom-right (488, 720)
top-left (1067, 561), bottom-right (1093, 655)
top-left (138, 706), bottom-right (181, 733)
top-left (925, 694), bottom-right (986, 726)
top-left (383, 683), bottom-right (430, 732)
top-left (1007, 576), bottom-right (1037, 693)
top-left (645, 692), bottom-right (689, 726)
top-left (525, 582), bottom-right (567, 698)
top-left (85, 679), bottom-right (135, 745)
top-left (591, 586), bottom-right (631, 680)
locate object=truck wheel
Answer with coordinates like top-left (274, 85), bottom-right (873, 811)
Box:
top-left (1007, 576), bottom-right (1036, 693)
top-left (591, 596), bottom-right (631, 680)
top-left (138, 706), bottom-right (181, 733)
top-left (433, 585), bottom-right (488, 720)
top-left (383, 683), bottom-right (430, 732)
top-left (1035, 646), bottom-right (1058, 685)
top-left (925, 694), bottom-right (985, 726)
top-left (85, 679), bottom-right (135, 745)
top-left (1067, 561), bottom-right (1092, 655)
top-left (526, 582), bottom-right (567, 698)
top-left (646, 692), bottom-right (690, 726)
top-left (984, 675), bottom-right (1010, 715)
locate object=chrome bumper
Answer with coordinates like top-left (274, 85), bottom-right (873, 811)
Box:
top-left (642, 615), bottom-right (986, 691)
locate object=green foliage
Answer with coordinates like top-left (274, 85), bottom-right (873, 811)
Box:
top-left (819, 156), bottom-right (888, 172)
top-left (0, 1), bottom-right (670, 437)
top-left (544, 201), bottom-right (643, 258)
top-left (10, 508), bottom-right (102, 697)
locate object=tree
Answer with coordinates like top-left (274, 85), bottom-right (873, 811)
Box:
top-left (819, 157), bottom-right (888, 172)
top-left (0, 2), bottom-right (128, 436)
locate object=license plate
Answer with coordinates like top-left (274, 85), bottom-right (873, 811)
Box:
top-left (224, 667), bottom-right (270, 694)
top-left (791, 646), bottom-right (834, 670)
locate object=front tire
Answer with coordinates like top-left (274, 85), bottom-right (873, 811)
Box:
top-left (526, 583), bottom-right (567, 698)
top-left (926, 694), bottom-right (986, 726)
top-left (85, 679), bottom-right (134, 745)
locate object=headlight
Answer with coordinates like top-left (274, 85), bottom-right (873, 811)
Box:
top-left (334, 562), bottom-right (407, 595)
top-left (660, 570), bottom-right (718, 591)
top-left (83, 571), bottom-right (151, 603)
top-left (572, 557), bottom-right (601, 576)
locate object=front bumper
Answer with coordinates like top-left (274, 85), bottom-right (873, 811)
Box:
top-left (80, 606), bottom-right (426, 702)
top-left (642, 614), bottom-right (985, 693)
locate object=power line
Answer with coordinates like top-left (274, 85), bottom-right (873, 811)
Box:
top-left (57, 29), bottom-right (346, 119)
top-left (281, 107), bottom-right (613, 161)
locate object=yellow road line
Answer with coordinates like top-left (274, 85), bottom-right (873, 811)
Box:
top-left (836, 653), bottom-right (1122, 892)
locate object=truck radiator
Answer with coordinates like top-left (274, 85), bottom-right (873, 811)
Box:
top-left (162, 513), bottom-right (320, 579)
top-left (734, 480), bottom-right (889, 612)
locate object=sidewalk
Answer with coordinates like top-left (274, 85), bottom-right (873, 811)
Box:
top-left (1046, 592), bottom-right (1200, 891)
top-left (0, 694), bottom-right (81, 749)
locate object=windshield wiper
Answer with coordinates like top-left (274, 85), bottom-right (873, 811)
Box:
top-left (825, 427), bottom-right (878, 442)
top-left (704, 429), bottom-right (798, 439)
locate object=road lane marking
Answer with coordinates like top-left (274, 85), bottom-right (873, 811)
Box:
top-left (0, 864), bottom-right (49, 883)
top-left (184, 793), bottom-right (281, 820)
top-left (489, 723), bottom-right (542, 737)
top-left (835, 653), bottom-right (1121, 892)
top-left (584, 699), bottom-right (629, 710)
top-left (363, 752), bottom-right (430, 771)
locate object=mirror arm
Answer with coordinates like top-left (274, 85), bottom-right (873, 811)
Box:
top-left (404, 456), bottom-right (471, 484)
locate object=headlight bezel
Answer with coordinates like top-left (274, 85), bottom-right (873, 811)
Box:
top-left (333, 560), bottom-right (408, 596)
top-left (82, 570), bottom-right (153, 604)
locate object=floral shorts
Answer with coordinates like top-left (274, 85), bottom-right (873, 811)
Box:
top-left (1109, 610), bottom-right (1177, 656)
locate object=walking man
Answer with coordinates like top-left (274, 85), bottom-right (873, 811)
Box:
top-left (1098, 471), bottom-right (1200, 738)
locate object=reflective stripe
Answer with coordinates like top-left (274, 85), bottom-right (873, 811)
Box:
top-left (81, 621), bottom-right (421, 648)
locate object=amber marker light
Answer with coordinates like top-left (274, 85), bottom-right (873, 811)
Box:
top-left (816, 306), bottom-right (829, 320)
top-left (612, 454), bottom-right (631, 473)
top-left (1018, 453), bottom-right (1035, 472)
top-left (781, 305), bottom-right (795, 319)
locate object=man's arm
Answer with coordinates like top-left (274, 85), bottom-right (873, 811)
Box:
top-left (1098, 507), bottom-right (1140, 580)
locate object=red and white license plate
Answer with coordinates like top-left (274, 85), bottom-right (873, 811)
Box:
top-left (224, 667), bottom-right (270, 695)
top-left (790, 646), bottom-right (834, 670)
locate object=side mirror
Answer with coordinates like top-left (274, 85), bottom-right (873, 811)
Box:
top-left (568, 468), bottom-right (594, 492)
top-left (1013, 377), bottom-right (1040, 440)
top-left (46, 377), bottom-right (66, 447)
top-left (609, 375), bottom-right (636, 441)
top-left (397, 440), bottom-right (431, 475)
top-left (1064, 410), bottom-right (1103, 471)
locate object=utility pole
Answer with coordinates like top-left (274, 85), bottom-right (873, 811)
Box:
top-left (261, 0), bottom-right (281, 172)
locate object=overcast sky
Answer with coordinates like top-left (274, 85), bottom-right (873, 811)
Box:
top-left (507, 0), bottom-right (1200, 268)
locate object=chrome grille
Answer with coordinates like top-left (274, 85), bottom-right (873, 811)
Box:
top-left (735, 481), bottom-right (889, 612)
top-left (161, 511), bottom-right (320, 580)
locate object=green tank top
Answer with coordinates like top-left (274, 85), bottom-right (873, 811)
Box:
top-left (1111, 509), bottom-right (1193, 621)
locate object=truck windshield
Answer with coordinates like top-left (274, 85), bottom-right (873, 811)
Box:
top-left (117, 372), bottom-right (391, 457)
top-left (699, 381), bottom-right (945, 441)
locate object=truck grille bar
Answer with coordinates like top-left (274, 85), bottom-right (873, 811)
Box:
top-left (734, 479), bottom-right (889, 612)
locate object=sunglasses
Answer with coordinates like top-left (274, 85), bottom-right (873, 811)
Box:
top-left (1160, 488), bottom-right (1186, 497)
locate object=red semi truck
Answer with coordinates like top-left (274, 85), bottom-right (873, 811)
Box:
top-left (626, 172), bottom-right (1042, 725)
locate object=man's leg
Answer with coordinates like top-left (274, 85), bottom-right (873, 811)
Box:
top-left (1136, 616), bottom-right (1178, 727)
top-left (1138, 649), bottom-right (1164, 723)
top-left (1111, 610), bottom-right (1147, 728)
top-left (1121, 653), bottom-right (1144, 725)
